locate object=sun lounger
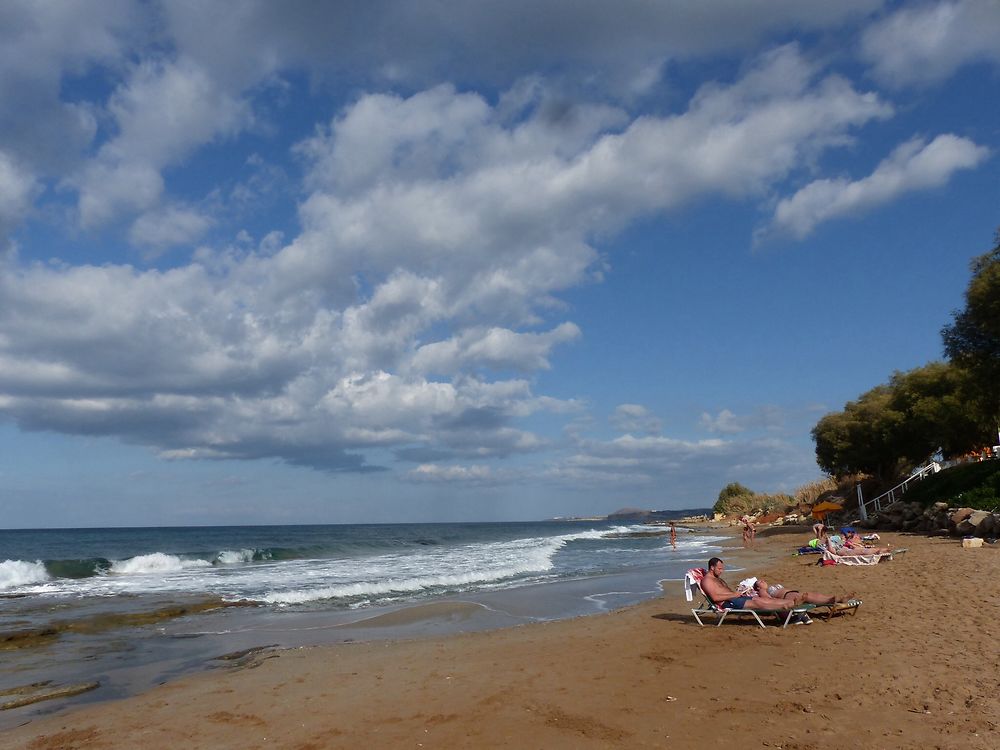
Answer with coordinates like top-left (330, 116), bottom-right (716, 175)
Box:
top-left (684, 568), bottom-right (813, 629)
top-left (820, 548), bottom-right (893, 566)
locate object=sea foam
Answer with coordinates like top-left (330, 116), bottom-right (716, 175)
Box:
top-left (109, 552), bottom-right (212, 575)
top-left (260, 526), bottom-right (622, 606)
top-left (0, 559), bottom-right (50, 589)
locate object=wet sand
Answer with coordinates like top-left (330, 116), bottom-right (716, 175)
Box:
top-left (5, 528), bottom-right (1000, 749)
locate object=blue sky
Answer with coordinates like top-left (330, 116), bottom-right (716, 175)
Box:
top-left (1, 1), bottom-right (998, 527)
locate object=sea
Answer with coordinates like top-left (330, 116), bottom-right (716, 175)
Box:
top-left (0, 516), bottom-right (726, 727)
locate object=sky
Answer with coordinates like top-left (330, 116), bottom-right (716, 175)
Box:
top-left (0, 1), bottom-right (998, 528)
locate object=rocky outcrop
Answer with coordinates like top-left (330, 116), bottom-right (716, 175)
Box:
top-left (859, 500), bottom-right (1000, 538)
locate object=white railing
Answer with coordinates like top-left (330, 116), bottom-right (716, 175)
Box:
top-left (857, 461), bottom-right (942, 520)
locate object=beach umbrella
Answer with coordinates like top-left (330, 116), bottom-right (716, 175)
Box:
top-left (810, 500), bottom-right (844, 520)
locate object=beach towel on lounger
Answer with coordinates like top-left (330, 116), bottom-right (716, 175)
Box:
top-left (821, 549), bottom-right (892, 566)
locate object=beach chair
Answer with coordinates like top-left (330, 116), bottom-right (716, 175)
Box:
top-left (820, 547), bottom-right (893, 566)
top-left (684, 568), bottom-right (813, 629)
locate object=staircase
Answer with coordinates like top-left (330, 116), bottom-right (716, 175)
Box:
top-left (856, 461), bottom-right (941, 521)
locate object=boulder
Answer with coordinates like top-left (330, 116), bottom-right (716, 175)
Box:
top-left (968, 510), bottom-right (991, 529)
top-left (974, 514), bottom-right (997, 537)
top-left (950, 507), bottom-right (975, 525)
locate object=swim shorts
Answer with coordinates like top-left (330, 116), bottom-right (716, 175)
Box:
top-left (720, 596), bottom-right (751, 609)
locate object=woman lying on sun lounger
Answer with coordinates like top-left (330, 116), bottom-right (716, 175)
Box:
top-left (839, 527), bottom-right (892, 554)
top-left (828, 532), bottom-right (892, 556)
top-left (751, 578), bottom-right (856, 607)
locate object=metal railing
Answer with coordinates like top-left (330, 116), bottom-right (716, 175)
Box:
top-left (857, 462), bottom-right (941, 521)
top-left (856, 449), bottom-right (1000, 520)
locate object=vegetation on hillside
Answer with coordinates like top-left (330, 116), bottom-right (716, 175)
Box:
top-left (898, 462), bottom-right (1000, 511)
top-left (712, 481), bottom-right (819, 517)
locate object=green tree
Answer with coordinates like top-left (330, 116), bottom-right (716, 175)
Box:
top-left (713, 482), bottom-right (753, 514)
top-left (942, 234), bottom-right (1000, 445)
top-left (887, 362), bottom-right (981, 460)
top-left (812, 385), bottom-right (904, 481)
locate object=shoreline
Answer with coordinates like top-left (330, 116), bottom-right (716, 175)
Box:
top-left (11, 527), bottom-right (998, 748)
top-left (0, 525), bottom-right (749, 729)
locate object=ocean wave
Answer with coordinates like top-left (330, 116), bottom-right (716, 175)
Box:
top-left (213, 549), bottom-right (263, 565)
top-left (0, 559), bottom-right (51, 589)
top-left (109, 553), bottom-right (213, 576)
top-left (260, 526), bottom-right (622, 605)
top-left (44, 557), bottom-right (112, 579)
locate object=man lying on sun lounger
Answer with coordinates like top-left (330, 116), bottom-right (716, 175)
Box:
top-left (701, 557), bottom-right (802, 611)
top-left (751, 578), bottom-right (856, 607)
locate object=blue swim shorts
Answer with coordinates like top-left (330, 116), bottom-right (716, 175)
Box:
top-left (721, 596), bottom-right (751, 609)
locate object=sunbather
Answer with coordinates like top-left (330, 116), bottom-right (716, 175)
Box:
top-left (701, 557), bottom-right (801, 611)
top-left (752, 578), bottom-right (855, 607)
top-left (839, 527), bottom-right (891, 554)
top-left (827, 534), bottom-right (892, 556)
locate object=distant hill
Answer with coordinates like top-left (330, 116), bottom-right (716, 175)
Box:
top-left (606, 507), bottom-right (712, 522)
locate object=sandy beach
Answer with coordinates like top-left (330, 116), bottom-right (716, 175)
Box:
top-left (5, 527), bottom-right (999, 750)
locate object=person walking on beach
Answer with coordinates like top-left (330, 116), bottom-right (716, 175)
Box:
top-left (669, 522), bottom-right (677, 549)
top-left (701, 558), bottom-right (800, 612)
top-left (740, 515), bottom-right (756, 547)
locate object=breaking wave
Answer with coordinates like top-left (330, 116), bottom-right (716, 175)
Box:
top-left (0, 559), bottom-right (51, 590)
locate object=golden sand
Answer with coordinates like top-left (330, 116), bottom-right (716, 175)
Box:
top-left (6, 529), bottom-right (999, 749)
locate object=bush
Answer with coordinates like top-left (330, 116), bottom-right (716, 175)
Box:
top-left (900, 461), bottom-right (1000, 511)
top-left (713, 482), bottom-right (795, 516)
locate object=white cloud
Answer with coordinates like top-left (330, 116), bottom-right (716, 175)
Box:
top-left (860, 0), bottom-right (1000, 88)
top-left (700, 406), bottom-right (785, 434)
top-left (609, 404), bottom-right (663, 435)
top-left (0, 151), bottom-right (38, 238)
top-left (404, 463), bottom-right (500, 484)
top-left (129, 204), bottom-right (213, 252)
top-left (700, 409), bottom-right (744, 434)
top-left (0, 45), bottom-right (901, 475)
top-left (543, 431), bottom-right (814, 505)
top-left (73, 57), bottom-right (251, 228)
top-left (411, 323), bottom-right (581, 375)
top-left (765, 134), bottom-right (990, 239)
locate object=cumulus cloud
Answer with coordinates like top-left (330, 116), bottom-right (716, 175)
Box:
top-left (0, 151), bottom-right (38, 239)
top-left (860, 0), bottom-right (1000, 88)
top-left (161, 1), bottom-right (883, 96)
top-left (609, 404), bottom-right (663, 435)
top-left (544, 431), bottom-right (814, 504)
top-left (700, 406), bottom-right (785, 434)
top-left (129, 204), bottom-right (213, 252)
top-left (404, 463), bottom-right (502, 484)
top-left (410, 323), bottom-right (581, 375)
top-left (72, 57), bottom-right (251, 228)
top-left (0, 43), bottom-right (903, 473)
top-left (764, 134), bottom-right (990, 239)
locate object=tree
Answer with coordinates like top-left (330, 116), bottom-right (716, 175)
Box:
top-left (887, 362), bottom-right (981, 460)
top-left (942, 234), bottom-right (1000, 444)
top-left (813, 363), bottom-right (982, 480)
top-left (713, 482), bottom-right (753, 514)
top-left (812, 385), bottom-right (904, 481)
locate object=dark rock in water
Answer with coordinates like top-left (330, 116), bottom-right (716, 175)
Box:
top-left (0, 681), bottom-right (100, 710)
top-left (212, 644), bottom-right (281, 671)
top-left (213, 644), bottom-right (279, 661)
